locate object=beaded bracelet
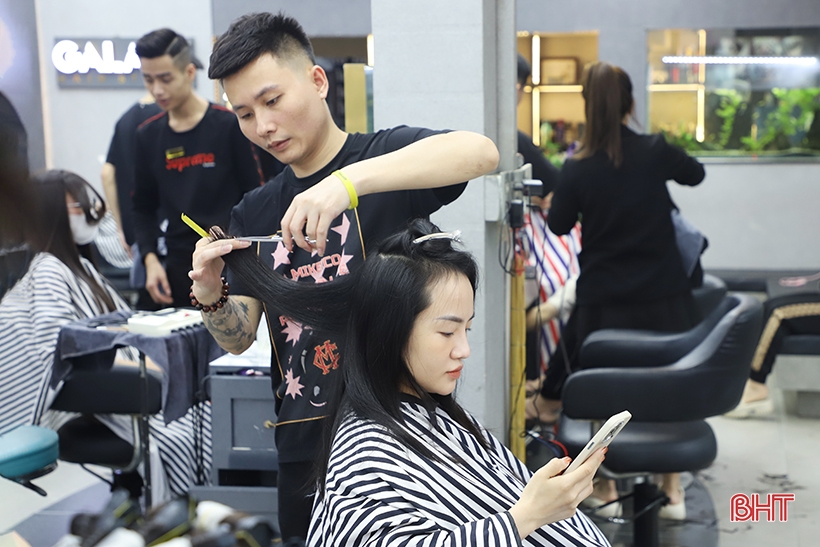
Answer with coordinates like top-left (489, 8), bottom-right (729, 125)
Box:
top-left (190, 277), bottom-right (229, 313)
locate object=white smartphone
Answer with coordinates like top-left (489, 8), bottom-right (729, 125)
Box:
top-left (564, 410), bottom-right (632, 474)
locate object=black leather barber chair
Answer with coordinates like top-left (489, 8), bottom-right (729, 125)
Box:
top-left (50, 364), bottom-right (162, 506)
top-left (556, 294), bottom-right (763, 547)
top-left (691, 273), bottom-right (727, 318)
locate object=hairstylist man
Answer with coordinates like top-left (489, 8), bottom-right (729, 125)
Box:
top-left (189, 12), bottom-right (499, 541)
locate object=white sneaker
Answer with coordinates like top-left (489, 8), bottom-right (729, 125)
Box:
top-left (724, 398), bottom-right (775, 419)
top-left (658, 487), bottom-right (686, 520)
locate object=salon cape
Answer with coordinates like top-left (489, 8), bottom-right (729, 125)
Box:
top-left (307, 397), bottom-right (611, 547)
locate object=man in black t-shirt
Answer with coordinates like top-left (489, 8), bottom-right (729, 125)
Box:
top-left (102, 96), bottom-right (162, 253)
top-left (132, 28), bottom-right (264, 309)
top-left (189, 13), bottom-right (499, 539)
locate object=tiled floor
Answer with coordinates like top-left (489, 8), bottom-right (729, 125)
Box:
top-left (0, 462), bottom-right (105, 543)
top-left (706, 377), bottom-right (820, 547)
top-left (2, 373), bottom-right (818, 546)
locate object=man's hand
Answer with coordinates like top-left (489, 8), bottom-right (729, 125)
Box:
top-left (189, 237), bottom-right (260, 355)
top-left (509, 448), bottom-right (605, 538)
top-left (144, 253), bottom-right (173, 305)
top-left (280, 174), bottom-right (350, 256)
top-left (189, 237), bottom-right (252, 303)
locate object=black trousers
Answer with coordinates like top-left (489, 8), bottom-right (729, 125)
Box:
top-left (749, 293), bottom-right (820, 384)
top-left (134, 250), bottom-right (195, 310)
top-left (277, 460), bottom-right (316, 542)
top-left (165, 250), bottom-right (196, 309)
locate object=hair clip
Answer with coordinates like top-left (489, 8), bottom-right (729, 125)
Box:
top-left (89, 198), bottom-right (101, 220)
top-left (412, 230), bottom-right (462, 244)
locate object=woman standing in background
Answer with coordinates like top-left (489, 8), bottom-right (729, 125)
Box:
top-left (542, 62), bottom-right (706, 519)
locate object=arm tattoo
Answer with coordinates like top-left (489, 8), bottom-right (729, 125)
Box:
top-left (203, 298), bottom-right (256, 353)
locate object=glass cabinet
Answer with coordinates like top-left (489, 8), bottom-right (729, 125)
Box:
top-left (647, 27), bottom-right (820, 159)
top-left (517, 31), bottom-right (599, 166)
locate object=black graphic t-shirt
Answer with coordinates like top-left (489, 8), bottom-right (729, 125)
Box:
top-left (132, 103), bottom-right (264, 258)
top-left (228, 126), bottom-right (467, 462)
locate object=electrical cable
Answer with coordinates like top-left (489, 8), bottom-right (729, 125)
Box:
top-left (507, 225), bottom-right (527, 439)
top-left (497, 218), bottom-right (514, 275)
top-left (524, 202), bottom-right (580, 408)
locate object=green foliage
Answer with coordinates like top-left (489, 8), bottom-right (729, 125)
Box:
top-left (740, 88), bottom-right (820, 152)
top-left (534, 137), bottom-right (569, 167)
top-left (713, 89), bottom-right (744, 149)
top-left (660, 123), bottom-right (712, 152)
top-left (661, 88), bottom-right (820, 156)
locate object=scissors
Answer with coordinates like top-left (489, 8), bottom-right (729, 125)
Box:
top-left (182, 213), bottom-right (320, 245)
top-left (237, 235), bottom-right (286, 243)
top-left (182, 213), bottom-right (280, 242)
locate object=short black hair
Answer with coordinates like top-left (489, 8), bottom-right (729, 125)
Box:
top-left (135, 28), bottom-right (202, 71)
top-left (209, 12), bottom-right (315, 81)
top-left (517, 54), bottom-right (531, 87)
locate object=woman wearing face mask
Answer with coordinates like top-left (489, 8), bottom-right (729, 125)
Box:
top-left (0, 169), bottom-right (211, 502)
top-left (64, 170), bottom-right (134, 271)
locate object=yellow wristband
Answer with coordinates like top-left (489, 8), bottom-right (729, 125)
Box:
top-left (333, 170), bottom-right (358, 210)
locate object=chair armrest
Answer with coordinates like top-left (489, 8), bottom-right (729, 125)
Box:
top-left (580, 329), bottom-right (697, 369)
top-left (50, 365), bottom-right (162, 415)
top-left (562, 364), bottom-right (743, 422)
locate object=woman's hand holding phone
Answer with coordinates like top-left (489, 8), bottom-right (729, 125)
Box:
top-left (509, 448), bottom-right (606, 539)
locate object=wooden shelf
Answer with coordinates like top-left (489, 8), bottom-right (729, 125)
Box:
top-left (525, 85), bottom-right (583, 93)
top-left (517, 31), bottom-right (599, 146)
top-left (647, 83), bottom-right (704, 92)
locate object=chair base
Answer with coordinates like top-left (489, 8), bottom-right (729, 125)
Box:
top-left (5, 461), bottom-right (58, 496)
top-left (633, 481), bottom-right (666, 547)
top-left (59, 415), bottom-right (152, 507)
top-left (0, 425), bottom-right (60, 496)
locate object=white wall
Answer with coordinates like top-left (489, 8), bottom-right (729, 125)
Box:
top-left (212, 0), bottom-right (370, 37)
top-left (35, 0), bottom-right (213, 192)
top-left (670, 162), bottom-right (820, 270)
top-left (372, 0), bottom-right (515, 435)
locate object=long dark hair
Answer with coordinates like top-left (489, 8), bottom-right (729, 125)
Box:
top-left (574, 61), bottom-right (634, 167)
top-left (0, 92), bottom-right (30, 248)
top-left (216, 219), bottom-right (490, 493)
top-left (29, 170), bottom-right (115, 312)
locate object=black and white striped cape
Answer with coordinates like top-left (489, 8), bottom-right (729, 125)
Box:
top-left (307, 399), bottom-right (610, 547)
top-left (93, 212), bottom-right (133, 270)
top-left (0, 252), bottom-right (211, 500)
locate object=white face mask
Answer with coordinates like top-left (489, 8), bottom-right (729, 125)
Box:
top-left (69, 213), bottom-right (99, 245)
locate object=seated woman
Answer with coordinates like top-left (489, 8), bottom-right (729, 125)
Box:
top-left (0, 169), bottom-right (211, 502)
top-left (218, 219), bottom-right (610, 547)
